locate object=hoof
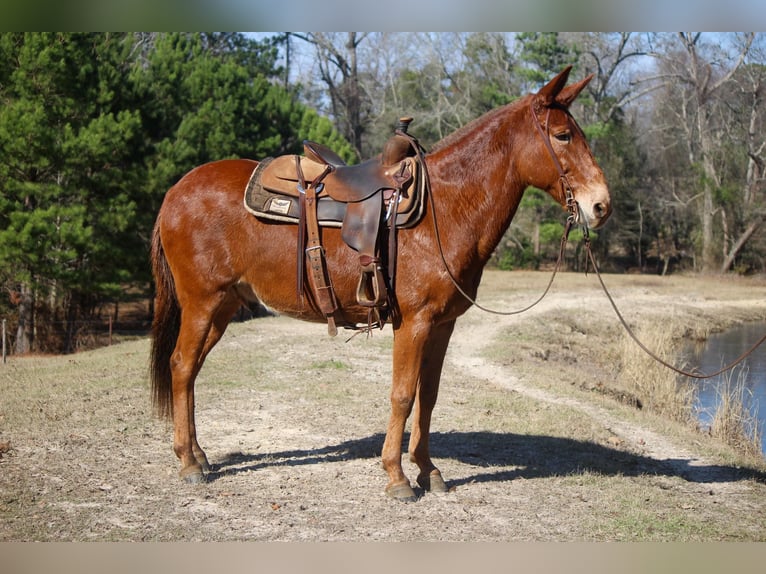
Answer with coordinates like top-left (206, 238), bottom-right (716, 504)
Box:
top-left (417, 471), bottom-right (449, 494)
top-left (179, 466), bottom-right (206, 484)
top-left (386, 482), bottom-right (417, 502)
top-left (194, 451), bottom-right (211, 473)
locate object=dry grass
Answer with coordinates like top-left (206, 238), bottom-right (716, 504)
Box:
top-left (617, 320), bottom-right (696, 424)
top-left (3, 271), bottom-right (766, 542)
top-left (709, 367), bottom-right (764, 458)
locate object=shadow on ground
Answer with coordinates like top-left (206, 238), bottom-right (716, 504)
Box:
top-left (206, 431), bottom-right (766, 486)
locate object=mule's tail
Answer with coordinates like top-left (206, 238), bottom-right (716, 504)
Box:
top-left (149, 218), bottom-right (180, 420)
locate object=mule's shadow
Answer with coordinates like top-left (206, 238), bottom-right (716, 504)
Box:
top-left (206, 431), bottom-right (766, 486)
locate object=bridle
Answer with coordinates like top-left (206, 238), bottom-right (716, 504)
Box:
top-left (529, 101), bottom-right (766, 379)
top-left (529, 101), bottom-right (584, 231)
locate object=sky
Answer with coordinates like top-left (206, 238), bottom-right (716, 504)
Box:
top-left (4, 0), bottom-right (766, 31)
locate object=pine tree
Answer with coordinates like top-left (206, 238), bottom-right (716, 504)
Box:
top-left (0, 33), bottom-right (144, 352)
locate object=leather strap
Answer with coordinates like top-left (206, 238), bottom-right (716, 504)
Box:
top-left (386, 160), bottom-right (412, 283)
top-left (296, 156), bottom-right (307, 300)
top-left (530, 103), bottom-right (578, 219)
top-left (295, 156), bottom-right (339, 335)
top-left (290, 126), bottom-right (427, 335)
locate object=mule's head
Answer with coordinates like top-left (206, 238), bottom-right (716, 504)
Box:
top-left (523, 66), bottom-right (612, 230)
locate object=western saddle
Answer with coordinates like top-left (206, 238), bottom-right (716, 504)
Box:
top-left (244, 118), bottom-right (427, 336)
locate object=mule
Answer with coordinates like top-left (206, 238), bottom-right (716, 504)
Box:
top-left (149, 66), bottom-right (612, 500)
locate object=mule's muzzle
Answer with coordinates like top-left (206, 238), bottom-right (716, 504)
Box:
top-left (577, 192), bottom-right (611, 230)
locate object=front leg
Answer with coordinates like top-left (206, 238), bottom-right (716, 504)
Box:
top-left (409, 319), bottom-right (455, 494)
top-left (381, 318), bottom-right (454, 501)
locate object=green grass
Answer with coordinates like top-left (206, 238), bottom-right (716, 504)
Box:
top-left (309, 359), bottom-right (350, 370)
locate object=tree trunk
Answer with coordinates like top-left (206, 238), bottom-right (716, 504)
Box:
top-left (14, 283), bottom-right (34, 354)
top-left (299, 32), bottom-right (368, 160)
top-left (698, 113), bottom-right (719, 272)
top-left (720, 218), bottom-right (764, 273)
top-left (673, 32), bottom-right (755, 272)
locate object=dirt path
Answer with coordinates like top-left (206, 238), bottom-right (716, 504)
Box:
top-left (449, 298), bottom-right (753, 490)
top-left (2, 271), bottom-right (765, 541)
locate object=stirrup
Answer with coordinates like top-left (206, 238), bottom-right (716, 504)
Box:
top-left (355, 263), bottom-right (386, 309)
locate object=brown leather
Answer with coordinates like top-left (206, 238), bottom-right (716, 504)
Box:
top-left (303, 141), bottom-right (348, 168)
top-left (261, 153), bottom-right (406, 204)
top-left (341, 192), bottom-right (382, 253)
top-left (251, 156), bottom-right (422, 229)
top-left (259, 155), bottom-right (328, 192)
top-left (382, 133), bottom-right (413, 165)
top-left (295, 156), bottom-right (339, 336)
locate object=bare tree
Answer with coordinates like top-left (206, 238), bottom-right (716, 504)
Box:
top-left (290, 32), bottom-right (371, 159)
top-left (720, 36), bottom-right (766, 271)
top-left (293, 33), bottom-right (519, 155)
top-left (648, 33), bottom-right (755, 272)
top-left (572, 32), bottom-right (655, 124)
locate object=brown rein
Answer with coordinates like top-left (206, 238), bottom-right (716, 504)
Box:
top-left (582, 236), bottom-right (766, 380)
top-left (424, 103), bottom-right (581, 317)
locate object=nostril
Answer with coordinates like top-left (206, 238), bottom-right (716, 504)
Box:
top-left (593, 202), bottom-right (606, 218)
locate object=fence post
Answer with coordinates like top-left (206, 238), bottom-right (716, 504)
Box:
top-left (2, 318), bottom-right (6, 364)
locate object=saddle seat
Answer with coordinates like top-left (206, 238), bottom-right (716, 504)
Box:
top-left (244, 118), bottom-right (427, 336)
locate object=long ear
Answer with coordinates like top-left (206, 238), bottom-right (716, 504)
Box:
top-left (535, 65), bottom-right (573, 107)
top-left (556, 73), bottom-right (594, 107)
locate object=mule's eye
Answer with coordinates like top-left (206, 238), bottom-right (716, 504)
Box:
top-left (554, 131), bottom-right (572, 143)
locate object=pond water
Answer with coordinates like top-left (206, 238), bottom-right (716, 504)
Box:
top-left (684, 321), bottom-right (766, 455)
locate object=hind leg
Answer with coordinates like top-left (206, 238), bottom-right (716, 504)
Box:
top-left (171, 291), bottom-right (241, 482)
top-left (187, 293), bottom-right (244, 473)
